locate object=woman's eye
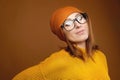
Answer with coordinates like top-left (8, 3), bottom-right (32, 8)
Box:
top-left (64, 24), bottom-right (71, 27)
top-left (64, 21), bottom-right (72, 26)
top-left (77, 16), bottom-right (82, 21)
top-left (65, 24), bottom-right (70, 26)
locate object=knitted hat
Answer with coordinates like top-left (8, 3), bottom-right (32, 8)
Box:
top-left (50, 6), bottom-right (82, 41)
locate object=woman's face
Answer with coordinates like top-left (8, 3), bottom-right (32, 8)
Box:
top-left (62, 12), bottom-right (89, 43)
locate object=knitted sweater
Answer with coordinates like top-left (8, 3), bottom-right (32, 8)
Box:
top-left (12, 49), bottom-right (110, 80)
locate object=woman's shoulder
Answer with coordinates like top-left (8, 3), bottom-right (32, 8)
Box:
top-left (94, 50), bottom-right (106, 58)
top-left (40, 49), bottom-right (69, 67)
top-left (12, 49), bottom-right (67, 80)
top-left (12, 49), bottom-right (70, 80)
top-left (93, 49), bottom-right (108, 63)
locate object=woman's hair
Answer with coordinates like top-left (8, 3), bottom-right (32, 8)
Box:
top-left (50, 6), bottom-right (98, 60)
top-left (65, 14), bottom-right (98, 60)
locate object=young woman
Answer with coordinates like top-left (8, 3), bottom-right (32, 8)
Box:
top-left (12, 6), bottom-right (110, 80)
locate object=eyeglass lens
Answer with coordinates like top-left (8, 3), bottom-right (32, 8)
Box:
top-left (63, 13), bottom-right (87, 31)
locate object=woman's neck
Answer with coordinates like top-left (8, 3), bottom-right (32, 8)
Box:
top-left (76, 41), bottom-right (86, 49)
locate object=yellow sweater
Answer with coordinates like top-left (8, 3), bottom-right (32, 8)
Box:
top-left (12, 49), bottom-right (110, 80)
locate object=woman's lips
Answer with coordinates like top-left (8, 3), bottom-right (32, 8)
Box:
top-left (75, 30), bottom-right (85, 35)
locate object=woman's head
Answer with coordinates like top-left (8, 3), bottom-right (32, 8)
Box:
top-left (50, 6), bottom-right (97, 59)
top-left (50, 6), bottom-right (82, 41)
top-left (50, 6), bottom-right (93, 43)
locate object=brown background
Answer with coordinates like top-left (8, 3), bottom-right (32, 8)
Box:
top-left (0, 0), bottom-right (120, 80)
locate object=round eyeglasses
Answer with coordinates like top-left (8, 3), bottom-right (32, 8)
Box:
top-left (61, 13), bottom-right (88, 31)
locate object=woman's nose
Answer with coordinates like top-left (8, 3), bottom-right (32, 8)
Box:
top-left (74, 21), bottom-right (81, 29)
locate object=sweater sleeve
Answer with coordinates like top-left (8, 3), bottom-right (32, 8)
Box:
top-left (12, 64), bottom-right (46, 80)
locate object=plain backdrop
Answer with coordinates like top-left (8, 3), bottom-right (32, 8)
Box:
top-left (0, 0), bottom-right (120, 80)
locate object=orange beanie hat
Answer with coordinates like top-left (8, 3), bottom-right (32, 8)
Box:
top-left (50, 6), bottom-right (82, 41)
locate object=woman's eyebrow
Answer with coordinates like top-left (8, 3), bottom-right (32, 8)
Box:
top-left (75, 13), bottom-right (80, 17)
top-left (66, 13), bottom-right (80, 20)
top-left (67, 16), bottom-right (78, 20)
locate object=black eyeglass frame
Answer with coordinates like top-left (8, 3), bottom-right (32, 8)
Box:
top-left (61, 13), bottom-right (88, 31)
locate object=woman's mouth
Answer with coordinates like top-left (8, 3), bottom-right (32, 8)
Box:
top-left (75, 30), bottom-right (85, 35)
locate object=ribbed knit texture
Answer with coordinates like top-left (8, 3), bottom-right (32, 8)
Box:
top-left (12, 49), bottom-right (110, 80)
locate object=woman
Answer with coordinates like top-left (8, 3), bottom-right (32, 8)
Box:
top-left (12, 6), bottom-right (110, 80)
